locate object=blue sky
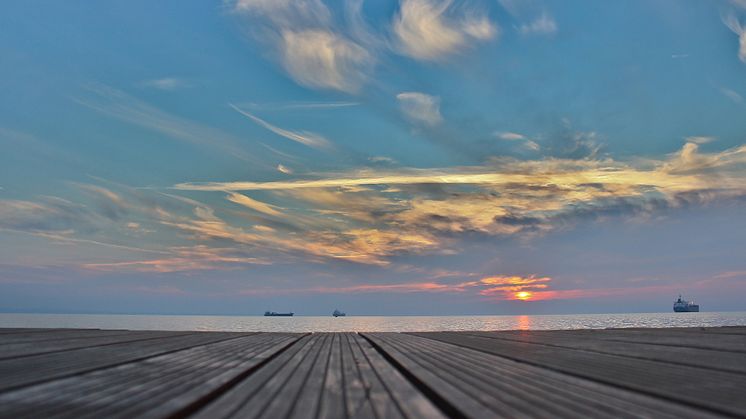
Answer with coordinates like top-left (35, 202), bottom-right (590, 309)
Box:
top-left (1, 0), bottom-right (745, 315)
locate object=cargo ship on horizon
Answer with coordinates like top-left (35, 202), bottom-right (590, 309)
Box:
top-left (673, 295), bottom-right (699, 312)
top-left (264, 311), bottom-right (294, 317)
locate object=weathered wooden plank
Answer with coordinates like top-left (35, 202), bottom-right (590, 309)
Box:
top-left (318, 333), bottom-right (345, 419)
top-left (0, 331), bottom-right (250, 392)
top-left (0, 330), bottom-right (192, 360)
top-left (194, 333), bottom-right (443, 419)
top-left (256, 334), bottom-right (327, 419)
top-left (606, 326), bottom-right (746, 335)
top-left (459, 330), bottom-right (746, 374)
top-left (367, 332), bottom-right (724, 419)
top-left (62, 334), bottom-right (292, 418)
top-left (193, 334), bottom-right (325, 419)
top-left (362, 333), bottom-right (491, 418)
top-left (0, 333), bottom-right (301, 419)
top-left (684, 326), bottom-right (746, 335)
top-left (378, 333), bottom-right (598, 418)
top-left (0, 328), bottom-right (65, 335)
top-left (384, 333), bottom-right (612, 418)
top-left (0, 329), bottom-right (154, 345)
top-left (0, 327), bottom-right (742, 419)
top-left (349, 333), bottom-right (444, 419)
top-left (289, 333), bottom-right (334, 419)
top-left (339, 334), bottom-right (376, 419)
top-left (414, 331), bottom-right (746, 417)
top-left (523, 328), bottom-right (746, 352)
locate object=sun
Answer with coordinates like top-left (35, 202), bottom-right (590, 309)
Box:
top-left (514, 291), bottom-right (533, 301)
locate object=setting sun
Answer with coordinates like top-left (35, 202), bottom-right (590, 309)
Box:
top-left (515, 291), bottom-right (533, 301)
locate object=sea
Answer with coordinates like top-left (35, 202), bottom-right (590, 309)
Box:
top-left (1, 311), bottom-right (745, 332)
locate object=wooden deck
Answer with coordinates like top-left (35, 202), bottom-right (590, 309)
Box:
top-left (0, 327), bottom-right (744, 418)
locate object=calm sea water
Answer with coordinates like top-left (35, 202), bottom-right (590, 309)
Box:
top-left (1, 312), bottom-right (745, 332)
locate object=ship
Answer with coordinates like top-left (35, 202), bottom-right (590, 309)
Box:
top-left (332, 309), bottom-right (346, 317)
top-left (673, 295), bottom-right (699, 312)
top-left (264, 311), bottom-right (294, 316)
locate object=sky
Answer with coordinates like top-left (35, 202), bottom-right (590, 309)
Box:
top-left (1, 0), bottom-right (745, 315)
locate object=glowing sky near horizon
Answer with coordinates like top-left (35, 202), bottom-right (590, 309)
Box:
top-left (1, 0), bottom-right (745, 315)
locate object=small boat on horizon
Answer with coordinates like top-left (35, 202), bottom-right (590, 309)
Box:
top-left (673, 295), bottom-right (699, 312)
top-left (332, 309), bottom-right (346, 317)
top-left (264, 311), bottom-right (294, 317)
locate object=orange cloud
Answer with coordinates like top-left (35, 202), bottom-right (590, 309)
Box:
top-left (499, 284), bottom-right (681, 301)
top-left (238, 274), bottom-right (555, 299)
top-left (168, 140), bottom-right (746, 267)
top-left (478, 275), bottom-right (552, 300)
top-left (480, 275), bottom-right (551, 286)
top-left (230, 274), bottom-right (685, 304)
top-left (10, 139), bottom-right (746, 277)
top-left (226, 193), bottom-right (283, 216)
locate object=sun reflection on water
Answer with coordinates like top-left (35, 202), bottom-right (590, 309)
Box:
top-left (516, 315), bottom-right (532, 330)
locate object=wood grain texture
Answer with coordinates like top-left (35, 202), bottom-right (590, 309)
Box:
top-left (411, 330), bottom-right (746, 417)
top-left (453, 330), bottom-right (746, 373)
top-left (500, 328), bottom-right (746, 352)
top-left (0, 333), bottom-right (301, 419)
top-left (193, 333), bottom-right (443, 419)
top-left (366, 332), bottom-right (728, 419)
top-left (0, 331), bottom-right (252, 392)
top-left (0, 330), bottom-right (193, 360)
top-left (0, 327), bottom-right (742, 419)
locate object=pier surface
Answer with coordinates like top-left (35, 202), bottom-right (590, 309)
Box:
top-left (0, 326), bottom-right (744, 418)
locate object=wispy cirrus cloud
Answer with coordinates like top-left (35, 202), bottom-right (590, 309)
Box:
top-left (517, 12), bottom-right (557, 36)
top-left (160, 205), bottom-right (437, 265)
top-left (232, 0), bottom-right (500, 91)
top-left (495, 131), bottom-right (540, 151)
top-left (280, 29), bottom-right (373, 93)
top-left (0, 197), bottom-right (97, 233)
top-left (397, 91), bottom-right (443, 127)
top-left (232, 0), bottom-right (373, 93)
top-left (172, 139), bottom-right (746, 264)
top-left (499, 0), bottom-right (557, 36)
top-left (240, 101), bottom-right (360, 111)
top-left (175, 141), bottom-right (742, 193)
top-left (226, 192), bottom-right (283, 216)
top-left (9, 140), bottom-right (746, 271)
top-left (369, 156), bottom-right (397, 165)
top-left (237, 281), bottom-right (450, 296)
top-left (723, 13), bottom-right (746, 62)
top-left (393, 0), bottom-right (498, 61)
top-left (75, 84), bottom-right (265, 164)
top-left (138, 77), bottom-right (191, 91)
top-left (7, 140), bottom-right (746, 277)
top-left (345, 0), bottom-right (386, 50)
top-left (230, 104), bottom-right (332, 149)
top-left (0, 228), bottom-right (168, 256)
top-left (83, 245), bottom-right (269, 273)
top-left (234, 0), bottom-right (331, 27)
top-left (720, 87), bottom-right (743, 103)
top-left (2, 183), bottom-right (204, 260)
top-left (276, 164), bottom-right (293, 174)
top-left (77, 184), bottom-right (129, 221)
